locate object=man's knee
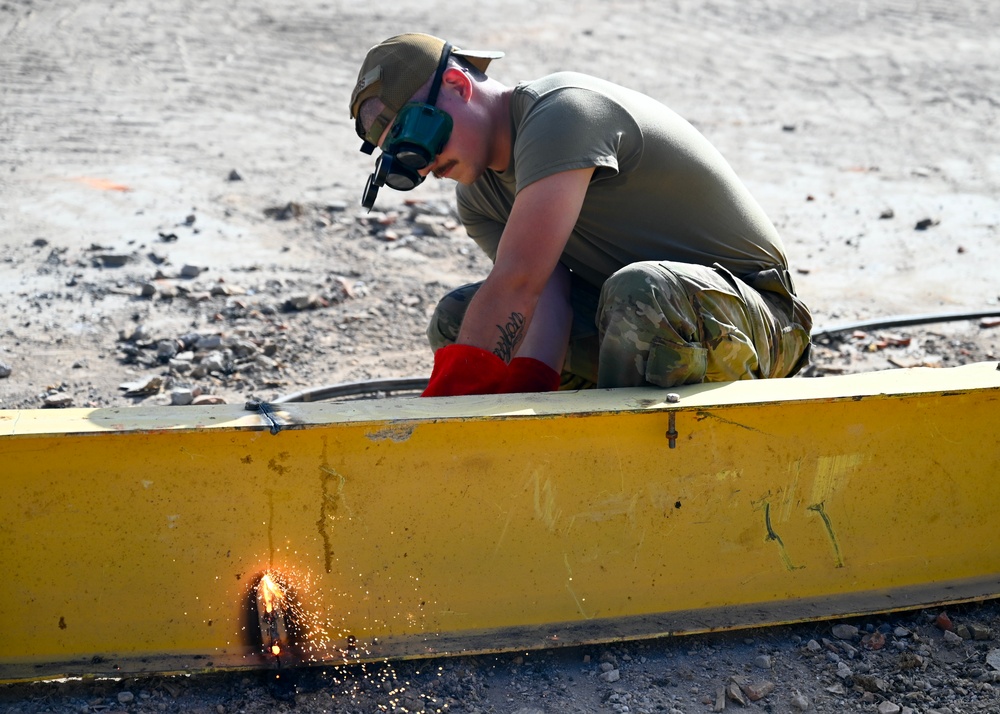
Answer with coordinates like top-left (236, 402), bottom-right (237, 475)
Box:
top-left (596, 263), bottom-right (707, 388)
top-left (426, 282), bottom-right (482, 351)
top-left (598, 262), bottom-right (700, 340)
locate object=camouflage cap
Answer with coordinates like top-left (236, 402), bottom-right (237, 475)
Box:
top-left (349, 33), bottom-right (503, 145)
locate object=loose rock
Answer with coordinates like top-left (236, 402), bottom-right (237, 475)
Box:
top-left (119, 375), bottom-right (163, 397)
top-left (599, 668), bottom-right (621, 683)
top-left (790, 692), bottom-right (810, 710)
top-left (740, 680), bottom-right (775, 701)
top-left (43, 393), bottom-right (73, 408)
top-left (832, 624), bottom-right (859, 640)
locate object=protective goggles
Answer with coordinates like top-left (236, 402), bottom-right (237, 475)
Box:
top-left (359, 44), bottom-right (454, 210)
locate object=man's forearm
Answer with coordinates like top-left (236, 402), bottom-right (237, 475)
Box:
top-left (456, 264), bottom-right (571, 370)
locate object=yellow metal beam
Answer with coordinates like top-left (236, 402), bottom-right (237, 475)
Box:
top-left (2, 362), bottom-right (999, 682)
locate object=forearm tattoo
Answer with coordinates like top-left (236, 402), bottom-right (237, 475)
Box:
top-left (492, 312), bottom-right (525, 362)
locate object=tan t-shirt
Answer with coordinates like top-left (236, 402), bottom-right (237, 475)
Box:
top-left (456, 72), bottom-right (789, 289)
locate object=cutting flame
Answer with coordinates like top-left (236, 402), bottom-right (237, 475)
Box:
top-left (259, 573), bottom-right (284, 615)
top-left (255, 572), bottom-right (291, 661)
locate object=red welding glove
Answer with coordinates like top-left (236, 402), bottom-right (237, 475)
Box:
top-left (498, 357), bottom-right (561, 394)
top-left (421, 344), bottom-right (509, 397)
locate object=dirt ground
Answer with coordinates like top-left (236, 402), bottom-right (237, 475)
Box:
top-left (2, 0), bottom-right (999, 712)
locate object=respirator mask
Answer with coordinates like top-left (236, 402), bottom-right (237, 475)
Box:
top-left (359, 43), bottom-right (454, 210)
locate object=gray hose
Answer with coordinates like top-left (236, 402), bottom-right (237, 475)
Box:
top-left (275, 308), bottom-right (1000, 403)
top-left (272, 376), bottom-right (429, 403)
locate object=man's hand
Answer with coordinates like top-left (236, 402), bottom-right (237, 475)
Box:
top-left (498, 357), bottom-right (561, 393)
top-left (421, 344), bottom-right (508, 397)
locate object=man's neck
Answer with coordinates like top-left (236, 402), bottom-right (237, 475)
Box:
top-left (486, 86), bottom-right (514, 173)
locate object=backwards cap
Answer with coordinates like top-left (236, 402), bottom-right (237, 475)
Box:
top-left (349, 33), bottom-right (503, 145)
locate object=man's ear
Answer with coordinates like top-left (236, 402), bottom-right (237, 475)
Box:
top-left (440, 67), bottom-right (473, 103)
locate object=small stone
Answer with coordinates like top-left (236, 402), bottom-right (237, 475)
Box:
top-left (599, 662), bottom-right (615, 672)
top-left (283, 293), bottom-right (327, 311)
top-left (825, 683), bottom-right (846, 696)
top-left (402, 696), bottom-right (424, 712)
top-left (943, 630), bottom-right (963, 645)
top-left (740, 680), bottom-right (775, 702)
top-left (957, 624), bottom-right (972, 640)
top-left (969, 624), bottom-right (992, 640)
top-left (986, 649), bottom-right (1000, 671)
top-left (894, 626), bottom-right (911, 638)
top-left (117, 691), bottom-right (135, 704)
top-left (836, 662), bottom-right (853, 680)
top-left (171, 388), bottom-right (195, 406)
top-left (158, 282), bottom-right (179, 298)
top-left (43, 393), bottom-right (73, 408)
top-left (192, 394), bottom-right (226, 405)
top-left (97, 253), bottom-right (131, 267)
top-left (726, 682), bottom-right (748, 706)
top-left (119, 375), bottom-right (163, 397)
top-left (790, 693), bottom-right (810, 711)
top-left (599, 668), bottom-right (620, 683)
top-left (806, 639), bottom-right (822, 653)
top-left (264, 202), bottom-right (303, 220)
top-left (832, 624), bottom-right (859, 640)
top-left (195, 334), bottom-right (223, 350)
top-left (862, 631), bottom-right (886, 650)
top-left (200, 352), bottom-right (227, 373)
top-left (0, 361), bottom-right (11, 378)
top-left (854, 674), bottom-right (888, 693)
top-left (877, 702), bottom-right (901, 714)
top-left (754, 654), bottom-right (773, 669)
top-left (180, 264), bottom-right (204, 278)
top-left (156, 339), bottom-right (180, 361)
top-left (935, 612), bottom-right (954, 631)
top-left (227, 169), bottom-right (243, 181)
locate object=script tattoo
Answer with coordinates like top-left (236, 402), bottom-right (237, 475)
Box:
top-left (492, 312), bottom-right (525, 362)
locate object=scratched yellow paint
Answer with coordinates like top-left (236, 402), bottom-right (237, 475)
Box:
top-left (1, 362), bottom-right (999, 682)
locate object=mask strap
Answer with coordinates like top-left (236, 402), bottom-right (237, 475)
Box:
top-left (426, 42), bottom-right (453, 107)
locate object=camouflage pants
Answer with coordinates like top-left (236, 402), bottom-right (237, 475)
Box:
top-left (426, 261), bottom-right (812, 389)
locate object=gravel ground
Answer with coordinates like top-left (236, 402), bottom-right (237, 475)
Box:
top-left (4, 601), bottom-right (1000, 713)
top-left (2, 0), bottom-right (1000, 712)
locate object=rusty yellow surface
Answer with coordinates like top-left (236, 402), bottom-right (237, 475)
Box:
top-left (2, 362), bottom-right (999, 682)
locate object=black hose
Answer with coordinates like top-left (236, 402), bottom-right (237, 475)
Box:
top-left (810, 309), bottom-right (1000, 341)
top-left (275, 308), bottom-right (1000, 403)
